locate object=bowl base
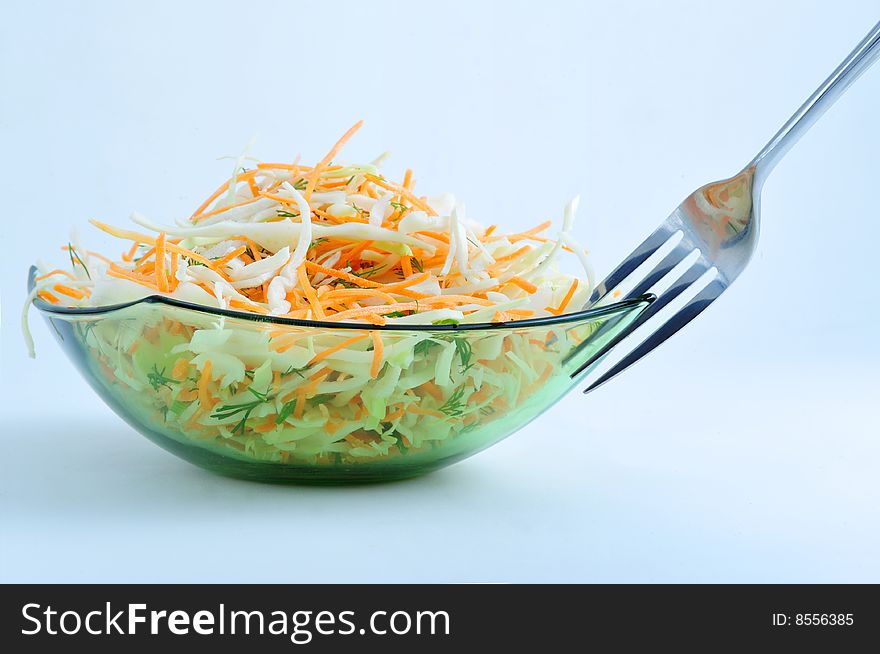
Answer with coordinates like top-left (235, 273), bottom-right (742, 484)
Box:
top-left (148, 427), bottom-right (464, 484)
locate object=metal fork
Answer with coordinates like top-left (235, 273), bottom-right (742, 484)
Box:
top-left (575, 19), bottom-right (880, 394)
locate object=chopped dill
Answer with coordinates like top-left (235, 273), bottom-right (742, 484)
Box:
top-left (67, 243), bottom-right (91, 279)
top-left (147, 365), bottom-right (179, 392)
top-left (439, 387), bottom-right (467, 418)
top-left (212, 386), bottom-right (275, 435)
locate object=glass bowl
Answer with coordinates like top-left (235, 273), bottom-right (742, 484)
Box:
top-left (29, 267), bottom-right (653, 483)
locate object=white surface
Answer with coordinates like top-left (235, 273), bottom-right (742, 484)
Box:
top-left (1, 0), bottom-right (879, 582)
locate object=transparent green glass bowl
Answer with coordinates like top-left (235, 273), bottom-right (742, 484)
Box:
top-left (29, 268), bottom-right (653, 483)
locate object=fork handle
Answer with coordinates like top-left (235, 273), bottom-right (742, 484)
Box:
top-left (751, 20), bottom-right (880, 188)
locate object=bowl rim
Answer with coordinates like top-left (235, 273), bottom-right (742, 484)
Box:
top-left (28, 266), bottom-right (654, 332)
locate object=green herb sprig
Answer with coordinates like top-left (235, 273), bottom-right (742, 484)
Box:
top-left (212, 387), bottom-right (275, 435)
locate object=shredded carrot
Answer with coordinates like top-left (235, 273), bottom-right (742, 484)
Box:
top-left (53, 284), bottom-right (86, 299)
top-left (505, 309), bottom-right (535, 318)
top-left (228, 298), bottom-right (269, 314)
top-left (326, 302), bottom-right (419, 321)
top-left (293, 388), bottom-right (307, 419)
top-left (343, 240), bottom-right (374, 264)
top-left (303, 260), bottom-right (379, 289)
top-left (214, 245), bottom-right (247, 267)
top-left (370, 331), bottom-right (383, 378)
top-left (37, 290), bottom-right (60, 304)
top-left (421, 381), bottom-right (444, 402)
top-left (297, 265), bottom-right (326, 319)
top-left (192, 195), bottom-right (261, 223)
top-left (548, 278), bottom-right (579, 315)
top-left (198, 360), bottom-right (213, 414)
top-left (191, 169), bottom-right (258, 219)
top-left (364, 174), bottom-right (436, 215)
top-left (90, 220), bottom-right (214, 267)
top-left (509, 276), bottom-right (538, 294)
top-left (385, 408), bottom-right (405, 422)
top-left (523, 220), bottom-right (552, 235)
top-left (122, 241), bottom-right (140, 262)
top-left (155, 232), bottom-right (168, 292)
top-left (307, 333), bottom-right (369, 365)
top-left (35, 269), bottom-right (76, 282)
top-left (169, 251), bottom-right (179, 290)
top-left (305, 120), bottom-right (364, 202)
top-left (106, 263), bottom-right (160, 291)
top-left (488, 246), bottom-right (530, 269)
top-left (401, 255), bottom-right (413, 278)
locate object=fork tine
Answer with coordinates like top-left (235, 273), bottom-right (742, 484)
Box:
top-left (569, 257), bottom-right (710, 379)
top-left (588, 224), bottom-right (679, 305)
top-left (582, 276), bottom-right (726, 394)
top-left (623, 241), bottom-right (694, 300)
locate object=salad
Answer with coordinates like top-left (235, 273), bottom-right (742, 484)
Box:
top-left (25, 122), bottom-right (608, 467)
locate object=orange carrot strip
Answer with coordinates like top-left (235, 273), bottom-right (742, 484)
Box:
top-left (228, 299), bottom-right (269, 314)
top-left (89, 220), bottom-right (214, 266)
top-left (370, 331), bottom-right (383, 378)
top-left (305, 120), bottom-right (364, 202)
top-left (322, 288), bottom-right (397, 304)
top-left (523, 220), bottom-right (552, 235)
top-left (171, 358), bottom-right (190, 380)
top-left (256, 162), bottom-right (313, 172)
top-left (364, 174), bottom-right (436, 215)
top-left (169, 251), bottom-right (179, 290)
top-left (214, 245), bottom-right (247, 267)
top-left (425, 294), bottom-right (493, 306)
top-left (122, 241), bottom-right (140, 262)
top-left (303, 260), bottom-right (380, 289)
top-left (259, 191), bottom-right (301, 206)
top-left (326, 303), bottom-right (419, 321)
top-left (380, 271), bottom-right (430, 291)
top-left (298, 265), bottom-right (326, 319)
top-left (198, 360), bottom-right (213, 412)
top-left (106, 263), bottom-right (160, 291)
top-left (53, 284), bottom-right (86, 299)
top-left (155, 232), bottom-right (168, 292)
top-left (293, 388), bottom-right (307, 419)
top-left (421, 381), bottom-right (444, 402)
top-left (132, 247), bottom-right (156, 273)
top-left (35, 269), bottom-right (76, 282)
top-left (191, 169), bottom-right (258, 218)
top-left (253, 418), bottom-right (278, 433)
top-left (402, 168), bottom-right (413, 190)
top-left (548, 278), bottom-right (579, 315)
top-left (307, 333), bottom-right (369, 365)
top-left (385, 408), bottom-right (405, 422)
top-left (192, 195), bottom-right (261, 223)
top-left (343, 240), bottom-right (374, 263)
top-left (509, 276), bottom-right (538, 294)
top-left (488, 245), bottom-right (530, 268)
top-left (37, 291), bottom-right (60, 304)
top-left (401, 256), bottom-right (413, 278)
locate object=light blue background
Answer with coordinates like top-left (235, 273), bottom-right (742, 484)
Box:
top-left (2, 0), bottom-right (878, 582)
